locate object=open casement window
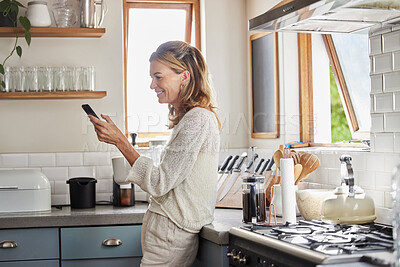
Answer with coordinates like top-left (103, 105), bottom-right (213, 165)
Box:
top-left (123, 0), bottom-right (200, 143)
top-left (298, 33), bottom-right (371, 147)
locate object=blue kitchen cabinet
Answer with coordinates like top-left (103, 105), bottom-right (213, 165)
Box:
top-left (60, 225), bottom-right (142, 266)
top-left (0, 228), bottom-right (59, 267)
top-left (193, 238), bottom-right (229, 267)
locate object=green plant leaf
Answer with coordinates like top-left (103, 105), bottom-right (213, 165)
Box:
top-left (13, 0), bottom-right (25, 8)
top-left (0, 64), bottom-right (4, 75)
top-left (16, 45), bottom-right (22, 57)
top-left (25, 30), bottom-right (31, 46)
top-left (1, 81), bottom-right (5, 89)
top-left (19, 16), bottom-right (31, 31)
top-left (0, 1), bottom-right (9, 12)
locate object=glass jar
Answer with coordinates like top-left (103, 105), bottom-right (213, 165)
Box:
top-left (242, 175), bottom-right (265, 223)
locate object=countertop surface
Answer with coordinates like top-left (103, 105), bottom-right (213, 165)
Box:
top-left (0, 203), bottom-right (244, 245)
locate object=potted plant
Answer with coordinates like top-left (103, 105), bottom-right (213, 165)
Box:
top-left (0, 0), bottom-right (31, 89)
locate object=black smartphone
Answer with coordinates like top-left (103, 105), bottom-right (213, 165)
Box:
top-left (82, 104), bottom-right (100, 119)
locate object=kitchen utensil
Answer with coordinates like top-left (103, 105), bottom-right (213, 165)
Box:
top-left (270, 184), bottom-right (301, 217)
top-left (218, 155), bottom-right (233, 179)
top-left (295, 188), bottom-right (336, 220)
top-left (294, 164), bottom-right (302, 183)
top-left (265, 169), bottom-right (279, 205)
top-left (81, 0), bottom-right (105, 28)
top-left (26, 1), bottom-right (51, 27)
top-left (66, 177), bottom-right (97, 209)
top-left (291, 150), bottom-right (300, 165)
top-left (297, 152), bottom-right (320, 183)
top-left (218, 153), bottom-right (247, 201)
top-left (217, 154), bottom-right (239, 191)
top-left (242, 174), bottom-right (265, 223)
top-left (273, 149), bottom-right (283, 170)
top-left (258, 158), bottom-right (269, 175)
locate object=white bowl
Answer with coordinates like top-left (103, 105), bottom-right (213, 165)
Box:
top-left (295, 189), bottom-right (335, 221)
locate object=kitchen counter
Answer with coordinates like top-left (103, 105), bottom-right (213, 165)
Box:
top-left (0, 203), bottom-right (244, 245)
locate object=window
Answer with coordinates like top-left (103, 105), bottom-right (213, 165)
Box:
top-left (123, 0), bottom-right (200, 140)
top-left (298, 33), bottom-right (371, 146)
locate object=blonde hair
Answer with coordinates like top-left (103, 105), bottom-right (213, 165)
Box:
top-left (150, 41), bottom-right (220, 129)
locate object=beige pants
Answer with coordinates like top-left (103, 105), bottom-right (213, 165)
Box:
top-left (140, 210), bottom-right (199, 267)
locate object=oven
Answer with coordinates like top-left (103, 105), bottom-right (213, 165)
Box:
top-left (228, 220), bottom-right (394, 267)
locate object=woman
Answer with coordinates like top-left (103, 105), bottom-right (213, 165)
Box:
top-left (89, 41), bottom-right (220, 266)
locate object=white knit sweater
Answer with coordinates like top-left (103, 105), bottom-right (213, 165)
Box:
top-left (126, 107), bottom-right (220, 233)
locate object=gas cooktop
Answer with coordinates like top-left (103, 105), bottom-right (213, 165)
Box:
top-left (228, 220), bottom-right (394, 266)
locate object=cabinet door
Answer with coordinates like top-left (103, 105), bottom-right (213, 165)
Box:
top-left (0, 228), bottom-right (59, 262)
top-left (62, 257), bottom-right (141, 267)
top-left (192, 238), bottom-right (229, 267)
top-left (0, 259), bottom-right (58, 267)
top-left (61, 225), bottom-right (142, 260)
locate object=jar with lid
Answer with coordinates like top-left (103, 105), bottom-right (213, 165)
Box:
top-left (26, 1), bottom-right (51, 27)
top-left (242, 175), bottom-right (266, 223)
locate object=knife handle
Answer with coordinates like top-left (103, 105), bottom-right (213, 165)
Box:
top-left (226, 155), bottom-right (239, 172)
top-left (254, 158), bottom-right (265, 173)
top-left (259, 159), bottom-right (270, 175)
top-left (234, 154), bottom-right (247, 170)
top-left (219, 155), bottom-right (233, 172)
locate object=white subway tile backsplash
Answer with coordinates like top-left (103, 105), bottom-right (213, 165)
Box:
top-left (365, 189), bottom-right (385, 207)
top-left (383, 31), bottom-right (400, 53)
top-left (96, 166), bottom-right (113, 179)
top-left (370, 75), bottom-right (383, 93)
top-left (385, 112), bottom-right (400, 131)
top-left (68, 166), bottom-right (95, 178)
top-left (96, 193), bottom-right (112, 203)
top-left (395, 92), bottom-right (400, 111)
top-left (357, 170), bottom-right (375, 190)
top-left (370, 26), bottom-right (392, 37)
top-left (375, 171), bottom-right (392, 191)
top-left (319, 151), bottom-right (338, 169)
top-left (366, 153), bottom-right (385, 172)
top-left (373, 53), bottom-right (393, 74)
top-left (371, 113), bottom-right (384, 132)
top-left (384, 153), bottom-right (400, 173)
top-left (395, 133), bottom-right (400, 152)
top-left (41, 167), bottom-right (68, 181)
top-left (54, 181), bottom-right (69, 194)
top-left (56, 153), bottom-right (83, 167)
top-left (374, 133), bottom-right (394, 153)
top-left (328, 168), bottom-right (341, 186)
top-left (97, 179), bottom-right (112, 193)
top-left (394, 52), bottom-right (400, 71)
top-left (29, 153), bottom-right (55, 167)
top-left (375, 93), bottom-right (393, 112)
top-left (350, 152), bottom-right (366, 171)
top-left (84, 152), bottom-right (111, 166)
top-left (370, 35), bottom-right (381, 55)
top-left (383, 71), bottom-right (400, 92)
top-left (0, 154), bottom-right (28, 168)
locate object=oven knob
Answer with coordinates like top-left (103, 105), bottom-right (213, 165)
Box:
top-left (227, 249), bottom-right (236, 258)
top-left (233, 251), bottom-right (243, 261)
top-left (239, 255), bottom-right (247, 265)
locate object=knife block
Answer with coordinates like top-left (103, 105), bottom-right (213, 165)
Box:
top-left (215, 174), bottom-right (242, 209)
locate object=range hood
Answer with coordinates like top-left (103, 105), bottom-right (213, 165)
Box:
top-left (249, 0), bottom-right (400, 34)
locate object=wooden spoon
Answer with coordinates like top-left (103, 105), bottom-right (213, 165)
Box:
top-left (291, 150), bottom-right (300, 165)
top-left (273, 149), bottom-right (283, 170)
top-left (294, 164), bottom-right (302, 183)
top-left (297, 153), bottom-right (320, 183)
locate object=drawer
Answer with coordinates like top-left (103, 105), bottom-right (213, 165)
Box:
top-left (0, 260), bottom-right (59, 267)
top-left (62, 257), bottom-right (141, 267)
top-left (0, 228), bottom-right (59, 262)
top-left (61, 225), bottom-right (142, 259)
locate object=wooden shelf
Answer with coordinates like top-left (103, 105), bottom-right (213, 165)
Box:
top-left (0, 91), bottom-right (107, 100)
top-left (0, 27), bottom-right (105, 38)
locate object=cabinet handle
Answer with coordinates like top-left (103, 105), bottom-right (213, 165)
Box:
top-left (0, 240), bottom-right (18, 248)
top-left (102, 238), bottom-right (122, 247)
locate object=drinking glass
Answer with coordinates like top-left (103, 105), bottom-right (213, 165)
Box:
top-left (21, 66), bottom-right (38, 92)
top-left (72, 66), bottom-right (82, 91)
top-left (53, 66), bottom-right (63, 91)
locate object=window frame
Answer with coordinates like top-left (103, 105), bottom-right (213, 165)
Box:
top-left (122, 0), bottom-right (201, 138)
top-left (298, 33), bottom-right (364, 147)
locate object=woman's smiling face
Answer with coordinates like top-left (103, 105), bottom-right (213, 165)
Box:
top-left (150, 60), bottom-right (185, 108)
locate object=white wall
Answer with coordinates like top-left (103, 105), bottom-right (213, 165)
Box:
top-left (0, 0), bottom-right (249, 152)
